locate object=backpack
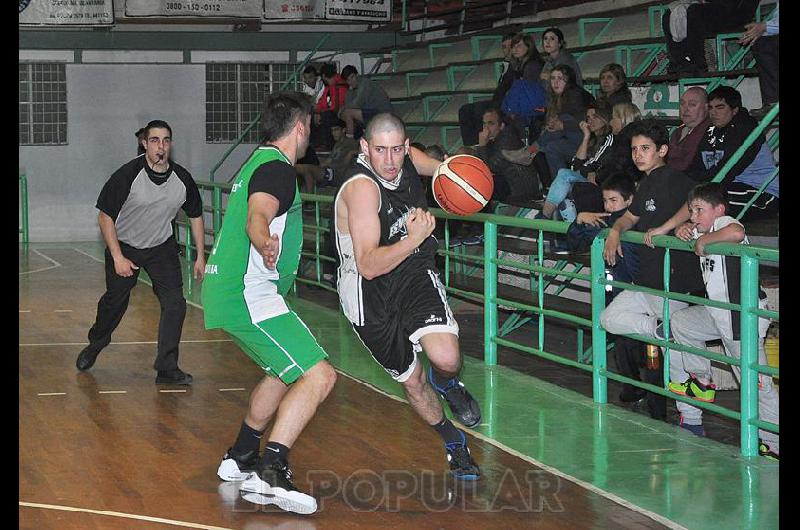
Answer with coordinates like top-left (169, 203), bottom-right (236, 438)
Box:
top-left (501, 79), bottom-right (547, 121)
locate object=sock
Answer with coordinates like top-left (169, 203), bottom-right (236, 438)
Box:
top-left (430, 367), bottom-right (456, 390)
top-left (432, 416), bottom-right (464, 445)
top-left (261, 441), bottom-right (289, 467)
top-left (231, 421), bottom-right (264, 456)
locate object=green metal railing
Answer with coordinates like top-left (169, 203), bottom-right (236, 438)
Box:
top-left (589, 229), bottom-right (778, 458)
top-left (180, 177), bottom-right (778, 458)
top-left (19, 171), bottom-right (29, 244)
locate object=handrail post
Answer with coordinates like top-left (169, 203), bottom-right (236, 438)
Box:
top-left (20, 173), bottom-right (29, 244)
top-left (739, 254), bottom-right (760, 457)
top-left (213, 185), bottom-right (223, 235)
top-left (590, 234), bottom-right (608, 403)
top-left (484, 221), bottom-right (497, 365)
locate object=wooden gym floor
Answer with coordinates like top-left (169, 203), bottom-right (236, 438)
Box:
top-left (19, 243), bottom-right (778, 529)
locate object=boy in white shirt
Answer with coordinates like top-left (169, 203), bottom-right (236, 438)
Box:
top-left (666, 183), bottom-right (778, 459)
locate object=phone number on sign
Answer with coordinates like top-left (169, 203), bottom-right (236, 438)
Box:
top-left (165, 2), bottom-right (222, 12)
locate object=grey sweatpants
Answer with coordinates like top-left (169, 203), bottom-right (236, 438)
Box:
top-left (670, 305), bottom-right (778, 451)
top-left (600, 290), bottom-right (689, 338)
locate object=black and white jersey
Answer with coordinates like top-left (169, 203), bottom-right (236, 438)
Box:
top-left (334, 153), bottom-right (439, 326)
top-left (96, 155), bottom-right (202, 250)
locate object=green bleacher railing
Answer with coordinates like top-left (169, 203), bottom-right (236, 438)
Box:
top-left (19, 171), bottom-right (29, 244)
top-left (207, 34), bottom-right (331, 183)
top-left (180, 176), bottom-right (778, 459)
top-left (590, 229), bottom-right (778, 458)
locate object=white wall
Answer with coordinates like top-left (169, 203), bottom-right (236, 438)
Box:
top-left (19, 62), bottom-right (260, 242)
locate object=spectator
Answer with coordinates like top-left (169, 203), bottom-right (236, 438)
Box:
top-left (739, 2), bottom-right (779, 118)
top-left (458, 32), bottom-right (518, 147)
top-left (667, 86), bottom-right (710, 172)
top-left (600, 119), bottom-right (706, 421)
top-left (685, 85), bottom-right (778, 220)
top-left (538, 100), bottom-right (614, 220)
top-left (566, 174), bottom-right (639, 298)
top-left (311, 63), bottom-right (349, 150)
top-left (539, 27), bottom-right (584, 87)
top-left (665, 182), bottom-right (778, 459)
top-left (300, 65), bottom-right (324, 104)
top-left (561, 102), bottom-right (644, 223)
top-left (296, 120), bottom-right (358, 193)
top-left (475, 107), bottom-right (541, 203)
top-left (340, 65), bottom-right (393, 139)
top-left (501, 33), bottom-right (546, 135)
top-left (662, 0), bottom-right (759, 74)
top-left (596, 63), bottom-right (632, 107)
top-left (534, 64), bottom-right (596, 185)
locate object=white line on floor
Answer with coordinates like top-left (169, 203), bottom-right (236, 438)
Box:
top-left (19, 310), bottom-right (31, 313)
top-left (18, 501), bottom-right (236, 530)
top-left (334, 369), bottom-right (688, 530)
top-left (159, 389), bottom-right (188, 393)
top-left (19, 339), bottom-right (233, 347)
top-left (37, 392), bottom-right (66, 397)
top-left (19, 249), bottom-right (62, 275)
top-left (54, 310), bottom-right (73, 313)
top-left (97, 391), bottom-right (127, 394)
top-left (218, 388), bottom-right (245, 392)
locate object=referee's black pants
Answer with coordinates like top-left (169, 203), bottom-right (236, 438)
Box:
top-left (87, 236), bottom-right (186, 372)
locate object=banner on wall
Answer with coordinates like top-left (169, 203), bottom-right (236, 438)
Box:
top-left (325, 0), bottom-right (391, 21)
top-left (124, 0), bottom-right (262, 17)
top-left (19, 0), bottom-right (114, 26)
top-left (263, 0), bottom-right (325, 20)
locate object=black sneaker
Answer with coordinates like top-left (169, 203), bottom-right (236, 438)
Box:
top-left (240, 460), bottom-right (317, 514)
top-left (428, 366), bottom-right (481, 427)
top-left (619, 386), bottom-right (646, 403)
top-left (76, 345), bottom-right (100, 371)
top-left (217, 448), bottom-right (260, 482)
top-left (155, 368), bottom-right (193, 385)
top-left (445, 432), bottom-right (481, 481)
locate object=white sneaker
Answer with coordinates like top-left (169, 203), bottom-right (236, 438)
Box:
top-left (240, 462), bottom-right (318, 515)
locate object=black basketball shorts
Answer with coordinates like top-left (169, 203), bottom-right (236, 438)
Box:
top-left (353, 268), bottom-right (459, 382)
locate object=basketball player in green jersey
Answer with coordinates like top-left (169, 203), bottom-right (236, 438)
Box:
top-left (202, 92), bottom-right (336, 514)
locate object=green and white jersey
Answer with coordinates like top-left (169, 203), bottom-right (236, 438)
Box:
top-left (202, 146), bottom-right (303, 328)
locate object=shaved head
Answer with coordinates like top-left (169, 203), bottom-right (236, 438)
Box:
top-left (364, 112), bottom-right (406, 142)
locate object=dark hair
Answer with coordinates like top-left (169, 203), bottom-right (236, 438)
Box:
top-left (543, 27), bottom-right (566, 48)
top-left (320, 63), bottom-right (338, 79)
top-left (409, 142), bottom-right (427, 151)
top-left (688, 182), bottom-right (728, 212)
top-left (302, 65), bottom-right (318, 76)
top-left (144, 120), bottom-right (172, 139)
top-left (261, 91), bottom-right (314, 142)
top-left (599, 63), bottom-right (628, 92)
top-left (510, 33), bottom-right (541, 66)
top-left (601, 174), bottom-right (636, 201)
top-left (551, 63), bottom-right (577, 89)
top-left (424, 144), bottom-right (446, 161)
top-left (331, 118), bottom-right (347, 129)
top-left (708, 85), bottom-right (743, 111)
top-left (628, 118), bottom-right (670, 149)
top-left (341, 65), bottom-right (358, 79)
top-left (483, 106), bottom-right (505, 121)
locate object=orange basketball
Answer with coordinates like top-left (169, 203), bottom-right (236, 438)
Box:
top-left (431, 154), bottom-right (494, 216)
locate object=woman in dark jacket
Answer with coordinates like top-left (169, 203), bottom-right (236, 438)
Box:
top-left (596, 63), bottom-right (632, 107)
top-left (534, 64), bottom-right (595, 181)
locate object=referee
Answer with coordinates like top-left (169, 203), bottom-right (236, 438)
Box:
top-left (76, 120), bottom-right (206, 385)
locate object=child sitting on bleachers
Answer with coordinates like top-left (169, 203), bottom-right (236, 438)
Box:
top-left (665, 182), bottom-right (778, 459)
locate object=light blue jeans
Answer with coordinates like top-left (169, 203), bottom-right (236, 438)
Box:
top-left (545, 168), bottom-right (587, 206)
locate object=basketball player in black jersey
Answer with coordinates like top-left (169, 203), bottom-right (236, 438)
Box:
top-left (333, 113), bottom-right (481, 480)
